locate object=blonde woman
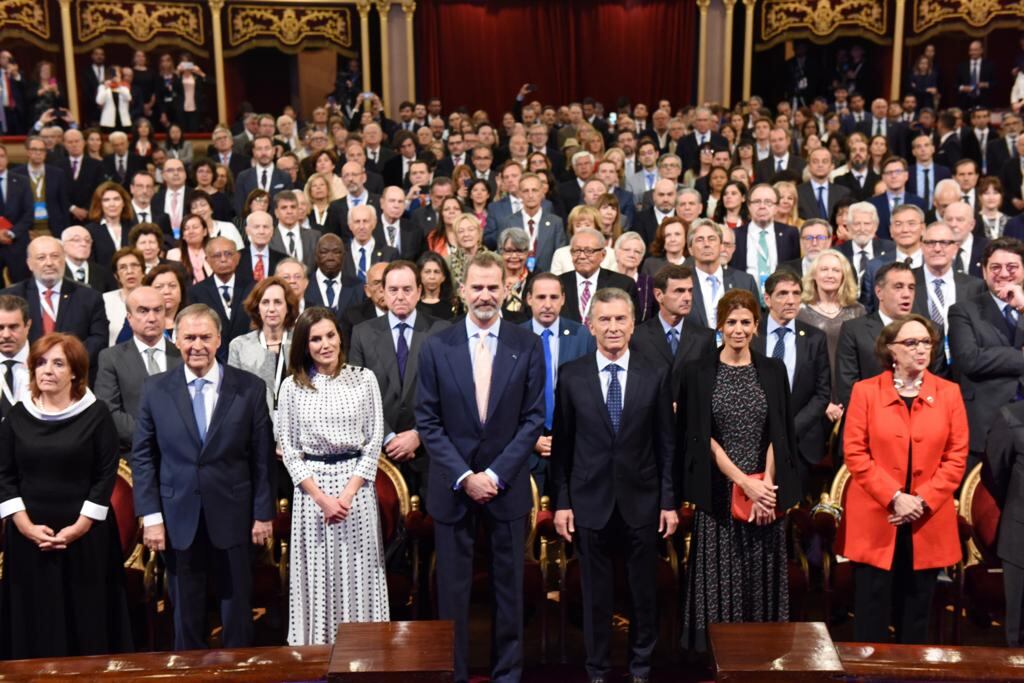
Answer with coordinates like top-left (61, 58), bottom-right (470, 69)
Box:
top-left (773, 180), bottom-right (803, 228)
top-left (304, 172), bottom-right (335, 231)
top-left (797, 248), bottom-right (865, 420)
top-left (446, 212), bottom-right (490, 289)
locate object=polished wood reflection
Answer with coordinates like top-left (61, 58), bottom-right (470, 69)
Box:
top-left (838, 641), bottom-right (1024, 681)
top-left (0, 644), bottom-right (331, 681)
top-left (328, 620), bottom-right (454, 682)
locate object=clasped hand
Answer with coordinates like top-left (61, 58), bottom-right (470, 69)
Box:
top-left (317, 491), bottom-right (355, 524)
top-left (463, 472), bottom-right (498, 504)
top-left (15, 512), bottom-right (91, 551)
top-left (888, 492), bottom-right (925, 525)
top-left (742, 476), bottom-right (778, 526)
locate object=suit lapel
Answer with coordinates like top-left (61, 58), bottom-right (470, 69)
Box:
top-left (486, 327), bottom-right (520, 422)
top-left (645, 321), bottom-right (674, 364)
top-left (617, 361), bottom-right (642, 437)
top-left (170, 368), bottom-right (203, 448)
top-left (587, 361), bottom-right (615, 435)
top-left (444, 326), bottom-right (479, 422)
top-left (793, 323), bottom-right (810, 386)
top-left (54, 282), bottom-right (75, 329)
top-left (375, 318), bottom-right (402, 390)
top-left (406, 315), bottom-right (431, 391)
top-left (980, 294), bottom-right (1013, 344)
top-left (202, 366), bottom-right (237, 453)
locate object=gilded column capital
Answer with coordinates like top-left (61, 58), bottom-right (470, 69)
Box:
top-left (56, 0), bottom-right (72, 7)
top-left (209, 0), bottom-right (225, 13)
top-left (373, 0), bottom-right (391, 15)
top-left (723, 0), bottom-right (738, 9)
top-left (401, 0), bottom-right (417, 16)
top-left (695, 0), bottom-right (712, 10)
top-left (742, 0), bottom-right (757, 9)
top-left (355, 0), bottom-right (372, 19)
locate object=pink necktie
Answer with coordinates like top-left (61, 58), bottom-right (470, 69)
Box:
top-left (170, 191), bottom-right (180, 231)
top-left (474, 334), bottom-right (492, 423)
top-left (580, 280), bottom-right (592, 319)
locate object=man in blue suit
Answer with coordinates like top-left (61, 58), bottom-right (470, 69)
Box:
top-left (0, 144), bottom-right (35, 282)
top-left (521, 272), bottom-right (595, 495)
top-left (906, 132), bottom-right (951, 208)
top-left (416, 251), bottom-right (546, 683)
top-left (867, 156), bottom-right (927, 240)
top-left (233, 135), bottom-right (292, 216)
top-left (11, 135), bottom-right (69, 237)
top-left (132, 303), bottom-right (275, 650)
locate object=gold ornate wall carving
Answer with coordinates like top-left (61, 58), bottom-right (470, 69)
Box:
top-left (759, 0), bottom-right (888, 49)
top-left (76, 1), bottom-right (207, 54)
top-left (909, 0), bottom-right (1024, 45)
top-left (0, 0), bottom-right (53, 49)
top-left (225, 4), bottom-right (355, 57)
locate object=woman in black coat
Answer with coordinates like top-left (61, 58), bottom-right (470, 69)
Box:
top-left (677, 289), bottom-right (801, 651)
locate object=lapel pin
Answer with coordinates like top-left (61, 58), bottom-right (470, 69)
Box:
top-left (562, 329), bottom-right (570, 336)
top-left (926, 396), bottom-right (934, 403)
top-left (511, 353), bottom-right (518, 360)
top-left (798, 330), bottom-right (805, 336)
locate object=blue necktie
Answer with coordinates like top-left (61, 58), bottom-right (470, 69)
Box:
top-left (541, 329), bottom-right (554, 430)
top-left (191, 378), bottom-right (209, 444)
top-left (772, 326), bottom-right (789, 359)
top-left (606, 364), bottom-right (622, 433)
top-left (816, 186), bottom-right (828, 219)
top-left (395, 322), bottom-right (409, 382)
top-left (707, 274), bottom-right (720, 327)
top-left (358, 247), bottom-right (367, 283)
top-left (645, 171), bottom-right (655, 190)
top-left (1004, 305), bottom-right (1018, 343)
top-left (666, 328), bottom-right (679, 356)
top-left (776, 158), bottom-right (784, 171)
top-left (220, 285), bottom-right (231, 306)
top-left (324, 278), bottom-right (336, 308)
top-left (352, 196), bottom-right (363, 207)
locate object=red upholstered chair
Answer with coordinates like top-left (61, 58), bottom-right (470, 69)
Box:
top-left (954, 463), bottom-right (1004, 642)
top-left (111, 458), bottom-right (159, 649)
top-left (375, 456), bottom-right (417, 619)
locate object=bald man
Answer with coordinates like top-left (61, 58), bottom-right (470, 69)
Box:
top-left (95, 286), bottom-right (183, 447)
top-left (323, 161), bottom-right (382, 240)
top-left (342, 203), bottom-right (397, 282)
top-left (1, 235), bottom-right (108, 371)
top-left (61, 128), bottom-right (104, 222)
top-left (944, 200), bottom-right (988, 278)
top-left (341, 260), bottom-right (389, 349)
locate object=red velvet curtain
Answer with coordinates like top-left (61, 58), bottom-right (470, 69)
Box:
top-left (415, 0), bottom-right (696, 123)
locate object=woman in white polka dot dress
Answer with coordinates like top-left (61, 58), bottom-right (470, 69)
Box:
top-left (276, 307), bottom-right (390, 645)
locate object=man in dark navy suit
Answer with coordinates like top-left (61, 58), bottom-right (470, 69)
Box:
top-left (416, 251), bottom-right (545, 683)
top-left (303, 233), bottom-right (365, 317)
top-left (132, 303), bottom-right (274, 650)
top-left (867, 156), bottom-right (927, 240)
top-left (521, 272), bottom-right (595, 495)
top-left (0, 144), bottom-right (35, 282)
top-left (550, 287), bottom-right (677, 683)
top-left (187, 237), bottom-right (253, 362)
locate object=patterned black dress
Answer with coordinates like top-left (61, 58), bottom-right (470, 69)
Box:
top-left (682, 363), bottom-right (789, 651)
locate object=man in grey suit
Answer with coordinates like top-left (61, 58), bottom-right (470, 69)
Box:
top-left (685, 219), bottom-right (759, 329)
top-left (626, 138), bottom-right (661, 207)
top-left (495, 173), bottom-right (567, 274)
top-left (348, 260), bottom-right (448, 498)
top-left (95, 286), bottom-right (183, 450)
top-left (949, 237), bottom-right (1024, 463)
top-left (268, 190), bottom-right (320, 273)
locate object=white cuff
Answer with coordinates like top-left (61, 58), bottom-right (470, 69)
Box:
top-left (383, 431), bottom-right (396, 445)
top-left (80, 500), bottom-right (109, 521)
top-left (0, 497), bottom-right (26, 519)
top-left (142, 512), bottom-right (164, 527)
top-left (453, 470), bottom-right (472, 491)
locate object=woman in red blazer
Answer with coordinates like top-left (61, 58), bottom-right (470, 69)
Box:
top-left (836, 313), bottom-right (968, 644)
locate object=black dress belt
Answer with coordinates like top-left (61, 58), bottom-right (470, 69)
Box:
top-left (304, 450), bottom-right (362, 463)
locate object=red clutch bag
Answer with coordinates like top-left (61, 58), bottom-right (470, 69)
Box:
top-left (731, 472), bottom-right (777, 522)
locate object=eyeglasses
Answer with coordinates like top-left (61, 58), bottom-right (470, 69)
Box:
top-left (889, 338), bottom-right (933, 350)
top-left (988, 263), bottom-right (1022, 275)
top-left (117, 263), bottom-right (143, 272)
top-left (501, 247), bottom-right (528, 255)
top-left (922, 239), bottom-right (958, 248)
top-left (801, 235), bottom-right (831, 243)
top-left (207, 251), bottom-right (236, 260)
top-left (570, 247), bottom-right (604, 257)
top-left (749, 198), bottom-right (776, 206)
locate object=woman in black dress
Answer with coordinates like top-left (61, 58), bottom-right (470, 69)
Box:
top-left (678, 289), bottom-right (801, 651)
top-left (0, 333), bottom-right (131, 659)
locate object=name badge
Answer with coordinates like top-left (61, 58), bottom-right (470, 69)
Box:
top-left (526, 256), bottom-right (536, 273)
top-left (33, 200), bottom-right (48, 221)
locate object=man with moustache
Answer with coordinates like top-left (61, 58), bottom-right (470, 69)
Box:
top-left (0, 294), bottom-right (32, 417)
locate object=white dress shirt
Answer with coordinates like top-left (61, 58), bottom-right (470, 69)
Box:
top-left (315, 269), bottom-right (342, 308)
top-left (746, 222), bottom-right (780, 278)
top-left (66, 259), bottom-right (90, 284)
top-left (766, 316), bottom-right (797, 387)
top-left (142, 363), bottom-right (221, 527)
top-left (351, 237), bottom-right (376, 275)
top-left (255, 164), bottom-right (275, 192)
top-left (894, 248), bottom-right (923, 268)
top-left (213, 274), bottom-right (236, 317)
top-left (278, 225), bottom-right (304, 263)
top-left (532, 318), bottom-right (561, 386)
top-left (596, 348), bottom-right (629, 401)
top-left (575, 271), bottom-right (599, 319)
top-left (696, 265), bottom-right (726, 327)
top-left (36, 279), bottom-right (61, 320)
top-left (0, 343), bottom-right (29, 409)
top-left (521, 207), bottom-right (543, 251)
top-left (133, 335), bottom-right (168, 373)
top-left (389, 310), bottom-right (417, 351)
top-left (249, 244), bottom-right (272, 279)
top-left (131, 201), bottom-right (153, 225)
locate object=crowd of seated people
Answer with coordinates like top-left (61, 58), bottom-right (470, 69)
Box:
top-left (0, 36), bottom-right (1023, 682)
